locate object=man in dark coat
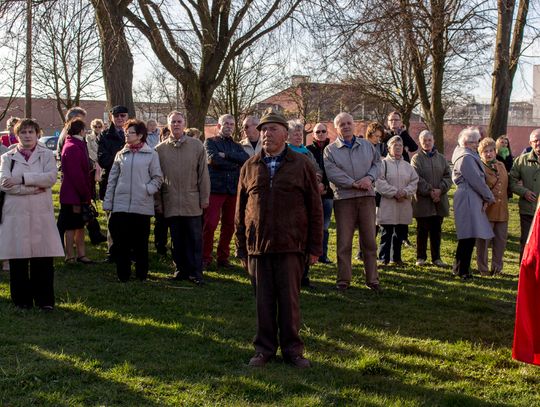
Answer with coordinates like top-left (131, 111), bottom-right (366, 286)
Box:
top-left (97, 105), bottom-right (129, 260)
top-left (203, 114), bottom-right (249, 268)
top-left (235, 109), bottom-right (323, 368)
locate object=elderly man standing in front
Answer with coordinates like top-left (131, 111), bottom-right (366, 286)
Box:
top-left (156, 111), bottom-right (210, 285)
top-left (240, 115), bottom-right (261, 157)
top-left (236, 109), bottom-right (323, 368)
top-left (203, 114), bottom-right (249, 269)
top-left (509, 128), bottom-right (540, 260)
top-left (324, 112), bottom-right (381, 292)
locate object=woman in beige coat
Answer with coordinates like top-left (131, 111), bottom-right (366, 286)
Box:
top-left (375, 136), bottom-right (419, 265)
top-left (476, 138), bottom-right (509, 276)
top-left (0, 119), bottom-right (64, 310)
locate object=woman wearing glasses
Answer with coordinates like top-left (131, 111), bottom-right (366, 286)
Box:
top-left (307, 122), bottom-right (333, 264)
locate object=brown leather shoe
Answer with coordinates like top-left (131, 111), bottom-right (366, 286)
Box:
top-left (248, 353), bottom-right (272, 367)
top-left (284, 355), bottom-right (311, 368)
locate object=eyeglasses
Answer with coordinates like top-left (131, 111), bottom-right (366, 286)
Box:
top-left (315, 130), bottom-right (327, 134)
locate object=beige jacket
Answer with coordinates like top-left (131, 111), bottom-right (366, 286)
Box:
top-left (375, 156), bottom-right (418, 225)
top-left (240, 137), bottom-right (262, 157)
top-left (155, 135), bottom-right (210, 218)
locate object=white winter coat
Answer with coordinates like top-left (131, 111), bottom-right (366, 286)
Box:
top-left (0, 146), bottom-right (64, 259)
top-left (375, 156), bottom-right (419, 225)
top-left (103, 143), bottom-right (163, 216)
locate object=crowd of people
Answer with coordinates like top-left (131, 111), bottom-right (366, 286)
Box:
top-left (1, 106), bottom-right (540, 369)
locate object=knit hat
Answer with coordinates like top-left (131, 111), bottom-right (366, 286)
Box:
top-left (256, 108), bottom-right (288, 131)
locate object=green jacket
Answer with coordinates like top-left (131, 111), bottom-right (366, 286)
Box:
top-left (509, 151), bottom-right (540, 216)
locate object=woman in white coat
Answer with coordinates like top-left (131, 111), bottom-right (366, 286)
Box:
top-left (0, 119), bottom-right (64, 310)
top-left (103, 119), bottom-right (162, 282)
top-left (375, 136), bottom-right (419, 266)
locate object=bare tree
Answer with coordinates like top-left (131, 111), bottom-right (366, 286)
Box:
top-left (210, 45), bottom-right (283, 138)
top-left (91, 0), bottom-right (135, 115)
top-left (124, 0), bottom-right (302, 130)
top-left (133, 64), bottom-right (180, 121)
top-left (0, 29), bottom-right (25, 122)
top-left (488, 0), bottom-right (536, 139)
top-left (33, 0), bottom-right (102, 122)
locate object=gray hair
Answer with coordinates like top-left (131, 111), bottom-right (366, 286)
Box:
top-left (418, 130), bottom-right (433, 140)
top-left (167, 111), bottom-right (185, 122)
top-left (243, 115), bottom-right (259, 126)
top-left (288, 119), bottom-right (303, 133)
top-left (334, 112), bottom-right (353, 128)
top-left (387, 135), bottom-right (403, 147)
top-left (147, 118), bottom-right (157, 126)
top-left (66, 107), bottom-right (87, 121)
top-left (458, 127), bottom-right (480, 147)
top-left (218, 114), bottom-right (235, 125)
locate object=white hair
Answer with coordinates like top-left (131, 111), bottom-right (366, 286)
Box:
top-left (419, 130), bottom-right (433, 140)
top-left (387, 135), bottom-right (403, 147)
top-left (333, 112), bottom-right (353, 128)
top-left (243, 115), bottom-right (259, 126)
top-left (458, 127), bottom-right (480, 147)
top-left (288, 119), bottom-right (303, 133)
top-left (218, 114), bottom-right (235, 125)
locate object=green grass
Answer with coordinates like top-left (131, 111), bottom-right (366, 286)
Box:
top-left (1, 186), bottom-right (539, 406)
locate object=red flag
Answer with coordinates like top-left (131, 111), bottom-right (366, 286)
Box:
top-left (513, 204), bottom-right (540, 365)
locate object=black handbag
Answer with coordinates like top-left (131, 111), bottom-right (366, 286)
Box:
top-left (81, 202), bottom-right (98, 224)
top-left (0, 159), bottom-right (16, 224)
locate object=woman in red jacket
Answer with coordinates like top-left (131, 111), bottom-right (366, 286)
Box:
top-left (58, 119), bottom-right (93, 264)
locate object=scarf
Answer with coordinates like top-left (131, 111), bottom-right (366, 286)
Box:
top-left (483, 159), bottom-right (498, 173)
top-left (127, 142), bottom-right (144, 153)
top-left (288, 143), bottom-right (309, 155)
top-left (17, 145), bottom-right (36, 161)
top-left (315, 139), bottom-right (326, 149)
top-left (498, 147), bottom-right (510, 160)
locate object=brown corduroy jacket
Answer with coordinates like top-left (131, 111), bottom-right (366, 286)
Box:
top-left (235, 147), bottom-right (323, 258)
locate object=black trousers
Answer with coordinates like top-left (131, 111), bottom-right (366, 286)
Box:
top-left (109, 212), bottom-right (151, 282)
top-left (154, 213), bottom-right (169, 250)
top-left (169, 215), bottom-right (204, 281)
top-left (9, 257), bottom-right (54, 308)
top-left (454, 238), bottom-right (476, 277)
top-left (416, 216), bottom-right (443, 261)
top-left (249, 253), bottom-right (305, 358)
top-left (520, 214), bottom-right (534, 262)
top-left (378, 224), bottom-right (408, 263)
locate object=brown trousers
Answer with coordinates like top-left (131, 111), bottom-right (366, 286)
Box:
top-left (249, 253), bottom-right (304, 358)
top-left (334, 197), bottom-right (379, 288)
top-left (476, 221), bottom-right (508, 274)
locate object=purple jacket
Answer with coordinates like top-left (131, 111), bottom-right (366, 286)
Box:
top-left (60, 136), bottom-right (92, 205)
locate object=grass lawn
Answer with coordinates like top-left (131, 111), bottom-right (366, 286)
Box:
top-left (1, 186), bottom-right (539, 406)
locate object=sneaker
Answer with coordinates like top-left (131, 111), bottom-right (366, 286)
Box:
top-left (248, 353), bottom-right (273, 367)
top-left (415, 259), bottom-right (427, 266)
top-left (432, 259), bottom-right (449, 268)
top-left (284, 355), bottom-right (311, 368)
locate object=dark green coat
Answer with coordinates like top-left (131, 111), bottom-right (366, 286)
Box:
top-left (509, 151), bottom-right (540, 216)
top-left (410, 149), bottom-right (452, 218)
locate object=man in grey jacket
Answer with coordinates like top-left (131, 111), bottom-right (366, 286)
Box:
top-left (324, 112), bottom-right (381, 292)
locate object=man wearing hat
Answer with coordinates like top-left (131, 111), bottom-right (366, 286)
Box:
top-left (98, 105), bottom-right (129, 260)
top-left (235, 109), bottom-right (323, 368)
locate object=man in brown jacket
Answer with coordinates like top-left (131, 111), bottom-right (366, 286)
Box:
top-left (156, 111), bottom-right (211, 284)
top-left (235, 109), bottom-right (323, 368)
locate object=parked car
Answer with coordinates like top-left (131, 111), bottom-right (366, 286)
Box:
top-left (40, 135), bottom-right (60, 151)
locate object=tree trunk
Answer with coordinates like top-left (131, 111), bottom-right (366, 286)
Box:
top-left (488, 0), bottom-right (529, 139)
top-left (183, 83), bottom-right (214, 133)
top-left (92, 0), bottom-right (135, 116)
